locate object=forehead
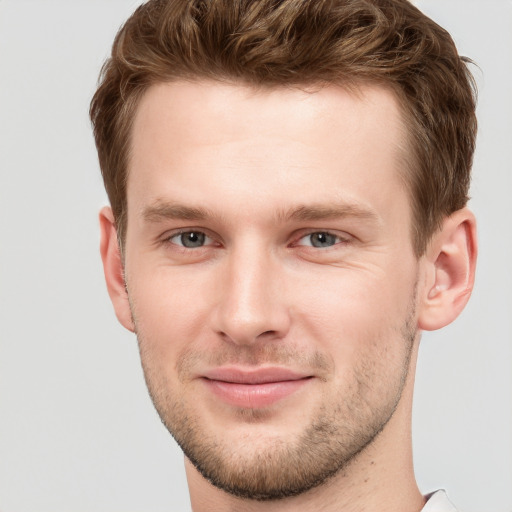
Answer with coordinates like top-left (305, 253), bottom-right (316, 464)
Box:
top-left (127, 80), bottom-right (409, 228)
top-left (130, 80), bottom-right (406, 154)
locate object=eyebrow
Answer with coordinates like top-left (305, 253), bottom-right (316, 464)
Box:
top-left (141, 201), bottom-right (379, 224)
top-left (279, 204), bottom-right (379, 223)
top-left (142, 202), bottom-right (215, 222)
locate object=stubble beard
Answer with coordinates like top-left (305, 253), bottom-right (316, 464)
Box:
top-left (134, 307), bottom-right (417, 502)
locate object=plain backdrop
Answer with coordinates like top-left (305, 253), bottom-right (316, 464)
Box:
top-left (0, 1), bottom-right (511, 511)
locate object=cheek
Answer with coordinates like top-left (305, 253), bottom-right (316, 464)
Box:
top-left (128, 266), bottom-right (214, 356)
top-left (289, 264), bottom-right (417, 368)
top-left (293, 265), bottom-right (414, 330)
top-left (128, 251), bottom-right (418, 369)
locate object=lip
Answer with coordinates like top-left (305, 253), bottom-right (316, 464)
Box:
top-left (200, 367), bottom-right (313, 408)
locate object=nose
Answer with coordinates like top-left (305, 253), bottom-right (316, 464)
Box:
top-left (212, 244), bottom-right (291, 346)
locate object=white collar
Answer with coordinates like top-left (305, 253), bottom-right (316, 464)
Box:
top-left (422, 490), bottom-right (458, 512)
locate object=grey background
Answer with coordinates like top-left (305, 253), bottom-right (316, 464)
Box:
top-left (0, 1), bottom-right (510, 511)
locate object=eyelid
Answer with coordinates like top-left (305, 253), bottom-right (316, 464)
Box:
top-left (161, 228), bottom-right (219, 247)
top-left (173, 231), bottom-right (212, 247)
top-left (293, 230), bottom-right (352, 247)
top-left (157, 227), bottom-right (352, 249)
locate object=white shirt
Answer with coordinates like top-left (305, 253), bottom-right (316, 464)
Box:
top-left (422, 490), bottom-right (458, 511)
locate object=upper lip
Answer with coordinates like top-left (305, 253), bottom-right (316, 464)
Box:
top-left (201, 367), bottom-right (311, 384)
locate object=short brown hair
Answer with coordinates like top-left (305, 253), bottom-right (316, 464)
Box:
top-left (90, 0), bottom-right (477, 256)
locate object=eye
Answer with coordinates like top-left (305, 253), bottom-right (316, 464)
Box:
top-left (169, 231), bottom-right (212, 248)
top-left (297, 231), bottom-right (345, 248)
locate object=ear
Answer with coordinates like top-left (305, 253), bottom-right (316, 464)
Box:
top-left (418, 208), bottom-right (477, 331)
top-left (99, 206), bottom-right (135, 332)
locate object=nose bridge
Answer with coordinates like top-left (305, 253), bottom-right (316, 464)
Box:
top-left (214, 238), bottom-right (289, 345)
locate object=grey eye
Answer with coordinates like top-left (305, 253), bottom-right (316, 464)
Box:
top-left (308, 232), bottom-right (338, 248)
top-left (174, 231), bottom-right (207, 248)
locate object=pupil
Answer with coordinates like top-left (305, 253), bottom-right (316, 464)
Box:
top-left (312, 232), bottom-right (336, 247)
top-left (181, 232), bottom-right (205, 248)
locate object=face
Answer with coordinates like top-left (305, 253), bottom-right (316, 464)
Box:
top-left (123, 81), bottom-right (421, 499)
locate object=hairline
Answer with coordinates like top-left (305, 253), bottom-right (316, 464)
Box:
top-left (117, 76), bottom-right (425, 257)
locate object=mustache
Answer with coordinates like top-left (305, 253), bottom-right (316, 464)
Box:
top-left (174, 343), bottom-right (333, 381)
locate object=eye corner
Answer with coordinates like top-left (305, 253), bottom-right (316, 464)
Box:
top-left (160, 228), bottom-right (224, 251)
top-left (293, 230), bottom-right (351, 249)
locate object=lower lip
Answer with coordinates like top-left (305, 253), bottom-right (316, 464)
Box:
top-left (202, 378), bottom-right (311, 408)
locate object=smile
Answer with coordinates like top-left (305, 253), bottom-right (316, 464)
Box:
top-left (201, 367), bottom-right (313, 408)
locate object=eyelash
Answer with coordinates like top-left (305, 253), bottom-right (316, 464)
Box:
top-left (294, 231), bottom-right (350, 248)
top-left (164, 230), bottom-right (217, 249)
top-left (162, 229), bottom-right (350, 250)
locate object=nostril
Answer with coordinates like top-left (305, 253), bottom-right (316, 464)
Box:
top-left (217, 329), bottom-right (279, 345)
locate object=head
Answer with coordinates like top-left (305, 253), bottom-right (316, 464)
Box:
top-left (92, 0), bottom-right (477, 504)
top-left (91, 0), bottom-right (476, 257)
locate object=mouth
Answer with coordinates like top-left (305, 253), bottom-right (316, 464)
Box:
top-left (200, 367), bottom-right (313, 408)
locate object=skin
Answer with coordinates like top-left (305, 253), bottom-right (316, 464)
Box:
top-left (100, 80), bottom-right (477, 511)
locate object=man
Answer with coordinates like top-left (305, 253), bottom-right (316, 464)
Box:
top-left (90, 0), bottom-right (477, 510)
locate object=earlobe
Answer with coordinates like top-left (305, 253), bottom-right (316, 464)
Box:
top-left (418, 208), bottom-right (477, 331)
top-left (99, 206), bottom-right (135, 332)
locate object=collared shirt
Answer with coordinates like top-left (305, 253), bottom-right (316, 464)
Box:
top-left (422, 490), bottom-right (458, 511)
